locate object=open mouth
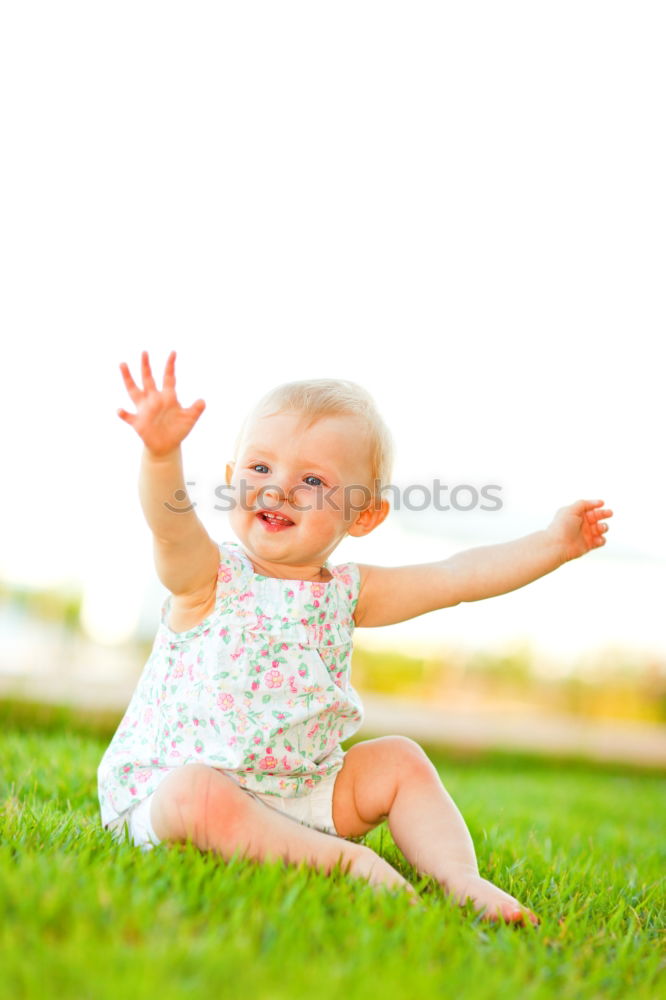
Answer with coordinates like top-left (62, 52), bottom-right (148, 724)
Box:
top-left (256, 511), bottom-right (295, 531)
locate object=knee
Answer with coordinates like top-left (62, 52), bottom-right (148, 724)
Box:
top-left (379, 735), bottom-right (437, 781)
top-left (151, 764), bottom-right (246, 845)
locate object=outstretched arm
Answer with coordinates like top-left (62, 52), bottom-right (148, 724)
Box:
top-left (118, 350), bottom-right (219, 599)
top-left (354, 499), bottom-right (613, 627)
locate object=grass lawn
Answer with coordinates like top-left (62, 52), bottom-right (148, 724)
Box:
top-left (0, 703), bottom-right (664, 1000)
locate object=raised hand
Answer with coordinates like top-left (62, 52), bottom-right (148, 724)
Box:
top-left (548, 499), bottom-right (613, 562)
top-left (117, 350), bottom-right (206, 458)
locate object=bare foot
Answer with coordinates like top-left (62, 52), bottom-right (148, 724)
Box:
top-left (443, 866), bottom-right (540, 926)
top-left (348, 846), bottom-right (423, 907)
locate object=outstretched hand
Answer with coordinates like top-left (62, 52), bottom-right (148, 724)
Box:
top-left (117, 350), bottom-right (206, 457)
top-left (549, 499), bottom-right (613, 563)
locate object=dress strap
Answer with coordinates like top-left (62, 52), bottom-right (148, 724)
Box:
top-left (329, 562), bottom-right (361, 618)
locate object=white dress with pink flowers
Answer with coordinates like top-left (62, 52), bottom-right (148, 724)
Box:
top-left (97, 541), bottom-right (364, 828)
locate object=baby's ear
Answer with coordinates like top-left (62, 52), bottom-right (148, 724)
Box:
top-left (347, 497), bottom-right (390, 537)
top-left (225, 461), bottom-right (235, 486)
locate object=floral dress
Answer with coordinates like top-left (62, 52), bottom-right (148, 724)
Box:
top-left (97, 541), bottom-right (364, 828)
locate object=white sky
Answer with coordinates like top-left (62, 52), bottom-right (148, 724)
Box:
top-left (1, 2), bottom-right (664, 659)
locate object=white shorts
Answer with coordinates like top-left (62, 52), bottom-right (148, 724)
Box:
top-left (105, 767), bottom-right (342, 852)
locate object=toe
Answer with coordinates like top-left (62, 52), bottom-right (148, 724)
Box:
top-left (501, 904), bottom-right (539, 926)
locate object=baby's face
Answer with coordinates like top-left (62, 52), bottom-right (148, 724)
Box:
top-left (225, 410), bottom-right (379, 576)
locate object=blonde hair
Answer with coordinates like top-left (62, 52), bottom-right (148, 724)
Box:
top-left (233, 378), bottom-right (394, 498)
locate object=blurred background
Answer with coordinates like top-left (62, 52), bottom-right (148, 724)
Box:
top-left (1, 2), bottom-right (664, 764)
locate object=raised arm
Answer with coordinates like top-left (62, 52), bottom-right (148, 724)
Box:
top-left (354, 499), bottom-right (613, 627)
top-left (118, 350), bottom-right (220, 600)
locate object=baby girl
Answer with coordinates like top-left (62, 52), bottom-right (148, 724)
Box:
top-left (98, 350), bottom-right (612, 925)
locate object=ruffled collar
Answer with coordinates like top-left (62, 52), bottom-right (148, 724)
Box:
top-left (161, 541), bottom-right (356, 642)
top-left (229, 542), bottom-right (337, 588)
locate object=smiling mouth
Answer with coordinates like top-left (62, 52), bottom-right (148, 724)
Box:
top-left (256, 511), bottom-right (295, 527)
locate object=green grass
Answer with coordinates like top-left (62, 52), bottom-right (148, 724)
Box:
top-left (0, 705), bottom-right (664, 1000)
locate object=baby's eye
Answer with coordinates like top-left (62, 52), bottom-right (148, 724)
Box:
top-left (304, 475), bottom-right (324, 487)
top-left (251, 464), bottom-right (270, 474)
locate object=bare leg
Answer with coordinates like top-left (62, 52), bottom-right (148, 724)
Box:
top-left (149, 764), bottom-right (420, 903)
top-left (333, 737), bottom-right (540, 925)
top-left (386, 767), bottom-right (539, 924)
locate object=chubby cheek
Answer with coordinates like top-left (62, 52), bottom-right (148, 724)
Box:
top-left (226, 485), bottom-right (256, 528)
top-left (341, 484), bottom-right (373, 515)
top-left (305, 508), bottom-right (348, 541)
top-left (228, 480), bottom-right (262, 513)
top-left (317, 490), bottom-right (355, 528)
top-left (306, 485), bottom-right (342, 519)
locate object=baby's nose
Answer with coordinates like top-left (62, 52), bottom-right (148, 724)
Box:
top-left (261, 484), bottom-right (284, 501)
top-left (258, 483), bottom-right (292, 508)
